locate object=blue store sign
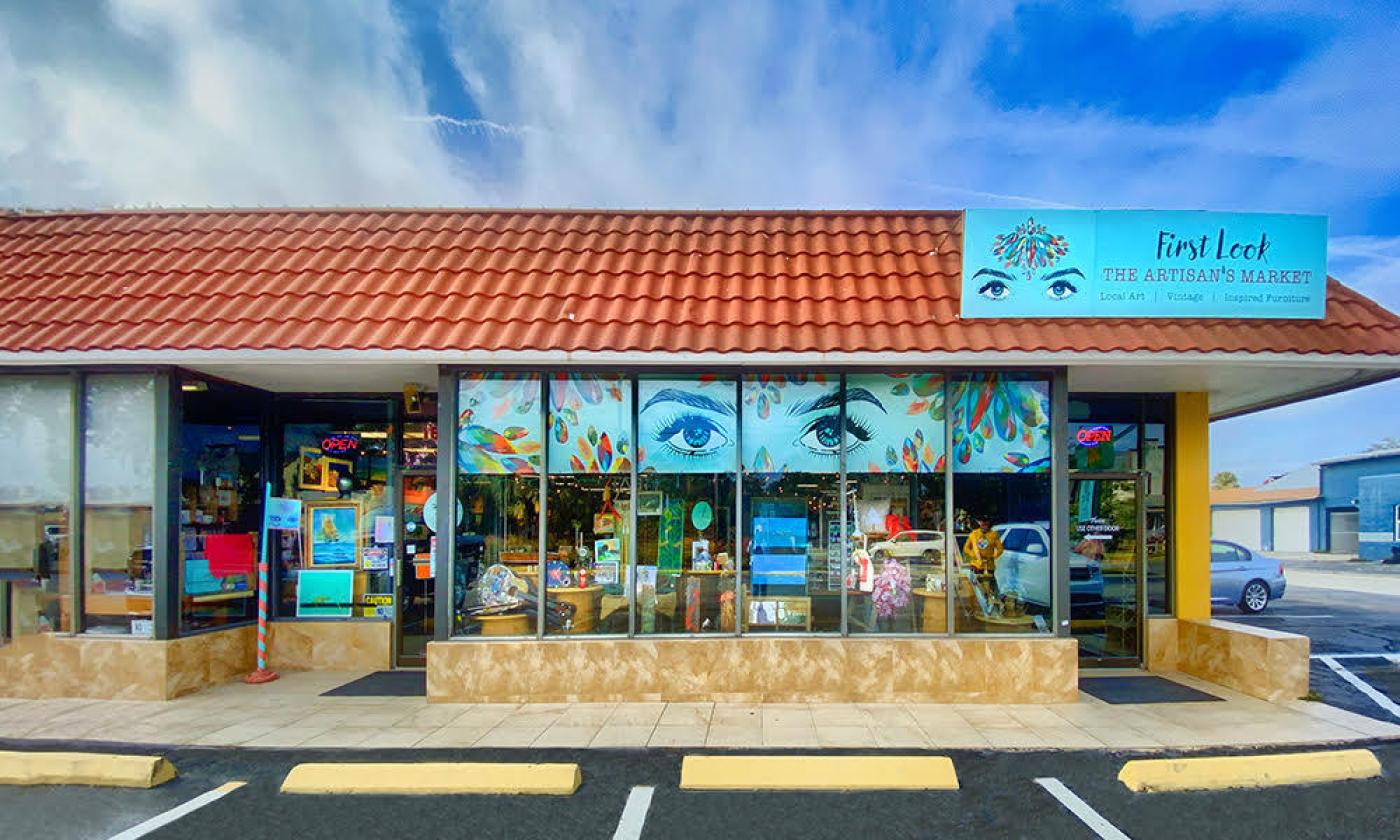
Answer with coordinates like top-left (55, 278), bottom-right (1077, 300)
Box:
top-left (960, 210), bottom-right (1328, 319)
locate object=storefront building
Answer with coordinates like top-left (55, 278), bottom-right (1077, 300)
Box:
top-left (2, 209), bottom-right (1397, 703)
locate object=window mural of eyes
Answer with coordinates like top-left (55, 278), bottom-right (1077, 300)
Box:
top-left (1043, 269), bottom-right (1083, 301)
top-left (972, 268), bottom-right (1015, 302)
top-left (789, 386), bottom-right (883, 460)
top-left (795, 413), bottom-right (874, 458)
top-left (654, 412), bottom-right (731, 459)
top-left (638, 382), bottom-right (737, 472)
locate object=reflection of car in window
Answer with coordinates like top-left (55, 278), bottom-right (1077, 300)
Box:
top-left (991, 522), bottom-right (1104, 613)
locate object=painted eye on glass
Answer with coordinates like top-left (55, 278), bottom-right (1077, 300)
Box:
top-left (978, 280), bottom-right (1011, 301)
top-left (1045, 278), bottom-right (1079, 300)
top-left (654, 413), bottom-right (730, 458)
top-left (796, 415), bottom-right (874, 457)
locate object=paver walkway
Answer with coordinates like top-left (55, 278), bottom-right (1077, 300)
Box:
top-left (2, 670), bottom-right (1396, 751)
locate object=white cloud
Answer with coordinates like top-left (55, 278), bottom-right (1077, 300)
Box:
top-left (0, 0), bottom-right (482, 207)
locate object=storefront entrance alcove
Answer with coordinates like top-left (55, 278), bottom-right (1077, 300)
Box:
top-left (270, 393), bottom-right (439, 668)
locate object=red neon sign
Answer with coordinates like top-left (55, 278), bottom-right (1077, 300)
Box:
top-left (1075, 426), bottom-right (1113, 447)
top-left (321, 434), bottom-right (360, 453)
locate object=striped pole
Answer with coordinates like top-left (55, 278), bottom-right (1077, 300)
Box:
top-left (245, 481), bottom-right (279, 684)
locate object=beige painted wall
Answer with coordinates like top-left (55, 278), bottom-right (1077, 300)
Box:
top-left (428, 636), bottom-right (1080, 704)
top-left (1146, 616), bottom-right (1309, 703)
top-left (0, 625), bottom-right (255, 700)
top-left (267, 620), bottom-right (392, 672)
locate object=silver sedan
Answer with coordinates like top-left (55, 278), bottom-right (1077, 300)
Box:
top-left (1211, 539), bottom-right (1288, 613)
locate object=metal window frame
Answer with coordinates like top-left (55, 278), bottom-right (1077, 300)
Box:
top-left (153, 370), bottom-right (180, 640)
top-left (433, 368), bottom-right (457, 641)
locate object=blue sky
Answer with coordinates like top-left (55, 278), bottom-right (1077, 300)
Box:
top-left (0, 0), bottom-right (1397, 484)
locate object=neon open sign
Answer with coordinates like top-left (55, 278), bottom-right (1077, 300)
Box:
top-left (321, 434), bottom-right (360, 453)
top-left (1075, 425), bottom-right (1113, 447)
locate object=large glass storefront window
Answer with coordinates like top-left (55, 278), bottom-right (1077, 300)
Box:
top-left (636, 376), bottom-right (737, 634)
top-left (950, 373), bottom-right (1053, 634)
top-left (453, 373), bottom-right (542, 636)
top-left (545, 373), bottom-right (632, 635)
top-left (741, 375), bottom-right (840, 633)
top-left (83, 374), bottom-right (156, 636)
top-left (845, 374), bottom-right (947, 634)
top-left (449, 369), bottom-right (1068, 639)
top-left (1, 377), bottom-right (73, 636)
top-left (179, 380), bottom-right (262, 632)
top-left (274, 402), bottom-right (394, 620)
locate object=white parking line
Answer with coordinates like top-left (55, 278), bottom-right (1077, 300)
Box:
top-left (107, 781), bottom-right (245, 840)
top-left (1310, 652), bottom-right (1400, 662)
top-left (1318, 657), bottom-right (1400, 720)
top-left (1236, 614), bottom-right (1335, 619)
top-left (1034, 777), bottom-right (1132, 840)
top-left (611, 785), bottom-right (655, 840)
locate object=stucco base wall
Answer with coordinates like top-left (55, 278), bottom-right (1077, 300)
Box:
top-left (427, 636), bottom-right (1080, 704)
top-left (267, 620), bottom-right (392, 672)
top-left (1145, 617), bottom-right (1309, 703)
top-left (0, 625), bottom-right (255, 700)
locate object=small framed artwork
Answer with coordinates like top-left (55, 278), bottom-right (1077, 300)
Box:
top-left (637, 490), bottom-right (664, 516)
top-left (298, 447), bottom-right (326, 490)
top-left (305, 501), bottom-right (362, 568)
top-left (322, 457), bottom-right (354, 491)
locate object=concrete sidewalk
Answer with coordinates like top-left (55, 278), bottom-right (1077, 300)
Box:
top-left (2, 670), bottom-right (1396, 752)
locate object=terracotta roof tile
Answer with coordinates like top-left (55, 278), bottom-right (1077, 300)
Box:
top-left (1, 208), bottom-right (1398, 356)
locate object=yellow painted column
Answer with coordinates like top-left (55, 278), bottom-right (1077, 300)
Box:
top-left (1173, 392), bottom-right (1211, 619)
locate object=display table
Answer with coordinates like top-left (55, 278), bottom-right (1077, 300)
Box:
top-left (979, 613), bottom-right (1036, 632)
top-left (549, 584), bottom-right (603, 634)
top-left (478, 612), bottom-right (531, 636)
top-left (912, 588), bottom-right (948, 633)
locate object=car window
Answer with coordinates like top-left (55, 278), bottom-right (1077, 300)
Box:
top-left (1024, 530), bottom-right (1047, 553)
top-left (891, 533), bottom-right (907, 543)
top-left (1210, 544), bottom-right (1239, 564)
top-left (1001, 528), bottom-right (1028, 552)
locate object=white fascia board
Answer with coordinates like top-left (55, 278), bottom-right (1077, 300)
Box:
top-left (1, 348), bottom-right (1398, 368)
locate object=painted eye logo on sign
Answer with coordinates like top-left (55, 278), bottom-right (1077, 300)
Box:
top-left (973, 216), bottom-right (1083, 303)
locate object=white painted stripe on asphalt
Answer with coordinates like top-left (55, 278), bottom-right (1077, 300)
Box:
top-left (107, 781), bottom-right (245, 840)
top-left (1319, 657), bottom-right (1400, 720)
top-left (611, 785), bottom-right (655, 840)
top-left (1310, 652), bottom-right (1400, 661)
top-left (1034, 777), bottom-right (1132, 840)
top-left (1237, 614), bottom-right (1335, 619)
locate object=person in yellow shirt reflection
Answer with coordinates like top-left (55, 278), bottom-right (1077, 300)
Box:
top-left (963, 516), bottom-right (1004, 595)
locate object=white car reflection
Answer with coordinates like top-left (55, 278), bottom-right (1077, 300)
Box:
top-left (991, 522), bottom-right (1104, 613)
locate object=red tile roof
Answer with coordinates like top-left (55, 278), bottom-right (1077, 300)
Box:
top-left (1210, 487), bottom-right (1320, 505)
top-left (1, 208), bottom-right (1398, 356)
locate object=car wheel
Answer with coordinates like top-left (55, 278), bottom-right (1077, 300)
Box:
top-left (872, 550), bottom-right (888, 563)
top-left (922, 549), bottom-right (941, 563)
top-left (1239, 580), bottom-right (1270, 613)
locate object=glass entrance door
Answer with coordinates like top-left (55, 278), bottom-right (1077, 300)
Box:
top-left (1068, 474), bottom-right (1144, 665)
top-left (397, 472), bottom-right (435, 665)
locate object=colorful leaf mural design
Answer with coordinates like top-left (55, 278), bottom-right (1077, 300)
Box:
top-left (547, 373), bottom-right (632, 474)
top-left (457, 373), bottom-right (543, 474)
top-left (949, 374), bottom-right (1050, 473)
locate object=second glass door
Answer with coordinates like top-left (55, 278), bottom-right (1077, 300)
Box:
top-left (1069, 474), bottom-right (1144, 665)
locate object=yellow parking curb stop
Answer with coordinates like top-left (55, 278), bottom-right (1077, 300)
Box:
top-left (680, 755), bottom-right (959, 791)
top-left (0, 750), bottom-right (177, 788)
top-left (1119, 749), bottom-right (1382, 793)
top-left (280, 762), bottom-right (581, 795)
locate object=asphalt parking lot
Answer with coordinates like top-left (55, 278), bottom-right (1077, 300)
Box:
top-left (1, 741), bottom-right (1397, 840)
top-left (1213, 580), bottom-right (1400, 723)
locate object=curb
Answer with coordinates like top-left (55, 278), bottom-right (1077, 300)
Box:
top-left (280, 762), bottom-right (581, 795)
top-left (1118, 748), bottom-right (1382, 792)
top-left (0, 750), bottom-right (177, 788)
top-left (680, 755), bottom-right (959, 791)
